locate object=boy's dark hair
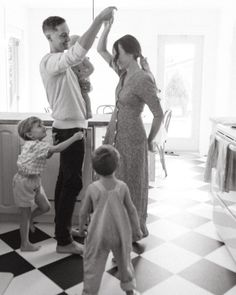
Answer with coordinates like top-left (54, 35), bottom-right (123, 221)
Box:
top-left (42, 16), bottom-right (65, 33)
top-left (17, 116), bottom-right (42, 141)
top-left (92, 144), bottom-right (120, 176)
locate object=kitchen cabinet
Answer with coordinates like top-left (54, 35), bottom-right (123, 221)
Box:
top-left (0, 124), bottom-right (20, 214)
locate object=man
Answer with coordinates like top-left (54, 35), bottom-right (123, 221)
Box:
top-left (40, 7), bottom-right (116, 255)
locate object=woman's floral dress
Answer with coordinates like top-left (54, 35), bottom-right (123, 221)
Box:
top-left (104, 69), bottom-right (163, 236)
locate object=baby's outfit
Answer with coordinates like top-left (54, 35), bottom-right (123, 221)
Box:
top-left (72, 57), bottom-right (93, 119)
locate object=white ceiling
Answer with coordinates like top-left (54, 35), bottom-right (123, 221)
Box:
top-left (2, 0), bottom-right (235, 9)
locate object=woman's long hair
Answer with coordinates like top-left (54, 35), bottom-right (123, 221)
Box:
top-left (112, 34), bottom-right (161, 93)
top-left (112, 34), bottom-right (143, 67)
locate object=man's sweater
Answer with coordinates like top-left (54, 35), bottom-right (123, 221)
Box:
top-left (40, 42), bottom-right (88, 129)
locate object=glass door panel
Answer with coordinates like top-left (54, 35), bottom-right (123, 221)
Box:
top-left (158, 35), bottom-right (204, 151)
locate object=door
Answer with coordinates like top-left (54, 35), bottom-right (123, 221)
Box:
top-left (157, 35), bottom-right (204, 151)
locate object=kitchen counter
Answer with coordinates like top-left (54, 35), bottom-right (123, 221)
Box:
top-left (216, 124), bottom-right (236, 141)
top-left (0, 112), bottom-right (111, 126)
top-left (210, 117), bottom-right (236, 135)
top-left (210, 116), bottom-right (236, 126)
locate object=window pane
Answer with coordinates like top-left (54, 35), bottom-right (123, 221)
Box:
top-left (7, 37), bottom-right (20, 112)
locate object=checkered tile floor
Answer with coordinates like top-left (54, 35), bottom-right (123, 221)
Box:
top-left (1, 153), bottom-right (236, 295)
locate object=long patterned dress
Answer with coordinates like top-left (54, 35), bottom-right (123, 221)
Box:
top-left (104, 69), bottom-right (163, 236)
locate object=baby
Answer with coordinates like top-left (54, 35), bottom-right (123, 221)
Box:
top-left (69, 34), bottom-right (94, 119)
top-left (13, 116), bottom-right (83, 252)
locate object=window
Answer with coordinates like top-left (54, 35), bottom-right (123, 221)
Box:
top-left (157, 35), bottom-right (204, 151)
top-left (7, 36), bottom-right (20, 111)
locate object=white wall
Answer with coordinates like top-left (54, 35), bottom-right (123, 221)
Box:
top-left (229, 20), bottom-right (236, 115)
top-left (0, 5), bottom-right (7, 111)
top-left (199, 7), bottom-right (236, 154)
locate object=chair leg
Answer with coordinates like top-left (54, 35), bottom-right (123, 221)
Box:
top-left (157, 145), bottom-right (168, 177)
top-left (161, 145), bottom-right (168, 177)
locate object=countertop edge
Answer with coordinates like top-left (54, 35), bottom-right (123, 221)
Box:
top-left (0, 112), bottom-right (111, 127)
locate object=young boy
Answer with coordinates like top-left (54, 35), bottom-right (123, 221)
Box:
top-left (13, 116), bottom-right (84, 252)
top-left (78, 144), bottom-right (142, 295)
top-left (69, 34), bottom-right (94, 119)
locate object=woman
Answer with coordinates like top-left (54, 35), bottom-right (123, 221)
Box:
top-left (97, 20), bottom-right (163, 237)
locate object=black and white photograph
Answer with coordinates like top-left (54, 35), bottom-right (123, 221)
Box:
top-left (1, 0), bottom-right (236, 294)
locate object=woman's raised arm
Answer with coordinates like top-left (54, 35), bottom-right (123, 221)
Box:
top-left (97, 19), bottom-right (114, 68)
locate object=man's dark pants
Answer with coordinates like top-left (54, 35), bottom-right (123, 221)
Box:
top-left (52, 127), bottom-right (84, 246)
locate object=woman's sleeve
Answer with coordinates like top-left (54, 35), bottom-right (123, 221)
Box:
top-left (136, 74), bottom-right (162, 118)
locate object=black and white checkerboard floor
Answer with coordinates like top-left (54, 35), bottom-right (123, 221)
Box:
top-left (1, 153), bottom-right (236, 295)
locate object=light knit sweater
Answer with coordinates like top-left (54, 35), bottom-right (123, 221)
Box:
top-left (40, 42), bottom-right (88, 129)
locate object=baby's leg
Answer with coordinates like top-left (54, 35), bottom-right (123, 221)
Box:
top-left (82, 93), bottom-right (92, 119)
top-left (19, 207), bottom-right (40, 251)
top-left (30, 186), bottom-right (51, 231)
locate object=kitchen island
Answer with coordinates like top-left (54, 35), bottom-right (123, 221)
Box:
top-left (0, 112), bottom-right (110, 223)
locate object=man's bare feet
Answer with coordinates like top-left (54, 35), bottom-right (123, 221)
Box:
top-left (20, 243), bottom-right (41, 252)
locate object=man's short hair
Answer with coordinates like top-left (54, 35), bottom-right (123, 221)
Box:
top-left (92, 145), bottom-right (120, 176)
top-left (17, 116), bottom-right (42, 141)
top-left (42, 16), bottom-right (65, 33)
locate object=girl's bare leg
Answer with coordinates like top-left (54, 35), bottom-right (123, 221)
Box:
top-left (19, 207), bottom-right (41, 251)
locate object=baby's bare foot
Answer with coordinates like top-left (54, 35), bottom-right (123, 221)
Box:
top-left (21, 244), bottom-right (41, 252)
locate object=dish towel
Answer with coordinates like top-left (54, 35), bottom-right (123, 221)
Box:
top-left (215, 135), bottom-right (229, 192)
top-left (224, 144), bottom-right (236, 192)
top-left (204, 136), bottom-right (218, 183)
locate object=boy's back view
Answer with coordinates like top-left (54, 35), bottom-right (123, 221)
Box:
top-left (78, 144), bottom-right (142, 295)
